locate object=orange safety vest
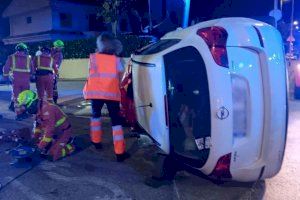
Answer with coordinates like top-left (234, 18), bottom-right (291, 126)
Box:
top-left (83, 53), bottom-right (121, 101)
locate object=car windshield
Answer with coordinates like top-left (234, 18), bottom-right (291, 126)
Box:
top-left (136, 39), bottom-right (180, 55)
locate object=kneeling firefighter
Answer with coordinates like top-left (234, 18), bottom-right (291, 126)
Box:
top-left (83, 32), bottom-right (130, 162)
top-left (18, 90), bottom-right (75, 161)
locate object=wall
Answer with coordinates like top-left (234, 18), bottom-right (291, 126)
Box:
top-left (52, 1), bottom-right (96, 32)
top-left (10, 7), bottom-right (52, 36)
top-left (59, 59), bottom-right (89, 80)
top-left (59, 58), bottom-right (130, 80)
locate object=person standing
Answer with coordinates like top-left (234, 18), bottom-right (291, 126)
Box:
top-left (51, 40), bottom-right (64, 104)
top-left (83, 33), bottom-right (129, 162)
top-left (2, 43), bottom-right (33, 120)
top-left (32, 46), bottom-right (57, 102)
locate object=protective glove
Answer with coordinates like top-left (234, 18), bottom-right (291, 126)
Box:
top-left (38, 140), bottom-right (49, 151)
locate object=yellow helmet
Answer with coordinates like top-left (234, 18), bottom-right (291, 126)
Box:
top-left (18, 90), bottom-right (38, 108)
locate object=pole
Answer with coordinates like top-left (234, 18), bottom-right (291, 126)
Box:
top-left (289, 0), bottom-right (295, 55)
top-left (148, 0), bottom-right (153, 32)
top-left (274, 0), bottom-right (278, 28)
top-left (182, 0), bottom-right (191, 28)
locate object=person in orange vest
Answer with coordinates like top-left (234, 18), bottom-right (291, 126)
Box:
top-left (83, 32), bottom-right (129, 162)
top-left (2, 43), bottom-right (33, 120)
top-left (32, 46), bottom-right (57, 101)
top-left (18, 90), bottom-right (75, 161)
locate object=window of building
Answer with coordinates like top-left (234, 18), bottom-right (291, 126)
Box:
top-left (26, 17), bottom-right (32, 24)
top-left (59, 13), bottom-right (72, 28)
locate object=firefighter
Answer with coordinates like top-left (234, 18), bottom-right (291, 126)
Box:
top-left (18, 90), bottom-right (75, 161)
top-left (32, 46), bottom-right (57, 101)
top-left (83, 33), bottom-right (129, 162)
top-left (51, 40), bottom-right (64, 104)
top-left (3, 43), bottom-right (33, 120)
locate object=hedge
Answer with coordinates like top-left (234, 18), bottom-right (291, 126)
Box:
top-left (0, 34), bottom-right (155, 65)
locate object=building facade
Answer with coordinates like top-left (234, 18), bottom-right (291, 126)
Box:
top-left (2, 0), bottom-right (98, 44)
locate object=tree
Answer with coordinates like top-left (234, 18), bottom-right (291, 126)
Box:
top-left (97, 0), bottom-right (135, 35)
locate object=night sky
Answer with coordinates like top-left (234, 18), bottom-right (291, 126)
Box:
top-left (0, 0), bottom-right (299, 23)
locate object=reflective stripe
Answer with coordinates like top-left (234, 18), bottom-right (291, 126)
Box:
top-left (112, 125), bottom-right (122, 131)
top-left (12, 55), bottom-right (30, 73)
top-left (91, 118), bottom-right (101, 123)
top-left (83, 91), bottom-right (121, 99)
top-left (42, 136), bottom-right (52, 143)
top-left (89, 73), bottom-right (118, 79)
top-left (113, 134), bottom-right (124, 142)
top-left (55, 117), bottom-right (66, 128)
top-left (89, 54), bottom-right (97, 70)
top-left (37, 66), bottom-right (53, 71)
top-left (37, 56), bottom-right (53, 71)
top-left (66, 144), bottom-right (73, 151)
top-left (91, 126), bottom-right (102, 131)
top-left (62, 148), bottom-right (66, 157)
top-left (34, 128), bottom-right (42, 134)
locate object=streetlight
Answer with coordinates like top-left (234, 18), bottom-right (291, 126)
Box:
top-left (289, 0), bottom-right (295, 56)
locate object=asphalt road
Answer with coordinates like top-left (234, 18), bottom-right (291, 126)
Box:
top-left (0, 81), bottom-right (299, 200)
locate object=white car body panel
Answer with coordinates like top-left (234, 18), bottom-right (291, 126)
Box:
top-left (132, 18), bottom-right (287, 182)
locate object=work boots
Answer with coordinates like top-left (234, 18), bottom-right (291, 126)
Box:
top-left (116, 152), bottom-right (130, 162)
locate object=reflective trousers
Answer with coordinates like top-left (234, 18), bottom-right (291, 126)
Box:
top-left (36, 74), bottom-right (54, 101)
top-left (90, 99), bottom-right (125, 155)
top-left (34, 126), bottom-right (75, 161)
top-left (12, 80), bottom-right (30, 115)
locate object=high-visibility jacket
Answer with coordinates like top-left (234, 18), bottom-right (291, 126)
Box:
top-left (3, 54), bottom-right (31, 76)
top-left (83, 53), bottom-right (121, 102)
top-left (33, 54), bottom-right (57, 75)
top-left (36, 56), bottom-right (53, 71)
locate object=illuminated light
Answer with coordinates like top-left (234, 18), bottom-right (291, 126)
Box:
top-left (296, 26), bottom-right (299, 30)
top-left (249, 64), bottom-right (253, 68)
top-left (197, 26), bottom-right (229, 67)
top-left (254, 23), bottom-right (264, 27)
top-left (268, 57), bottom-right (272, 61)
top-left (294, 21), bottom-right (299, 26)
top-left (182, 0), bottom-right (191, 28)
top-left (239, 63), bottom-right (244, 68)
top-left (297, 64), bottom-right (300, 70)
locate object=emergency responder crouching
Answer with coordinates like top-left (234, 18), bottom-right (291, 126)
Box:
top-left (3, 43), bottom-right (33, 120)
top-left (83, 32), bottom-right (129, 162)
top-left (51, 40), bottom-right (64, 104)
top-left (18, 90), bottom-right (75, 161)
top-left (32, 46), bottom-right (57, 102)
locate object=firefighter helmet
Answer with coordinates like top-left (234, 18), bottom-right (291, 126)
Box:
top-left (15, 43), bottom-right (28, 51)
top-left (53, 40), bottom-right (64, 48)
top-left (18, 90), bottom-right (38, 108)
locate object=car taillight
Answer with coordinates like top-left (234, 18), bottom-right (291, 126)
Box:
top-left (209, 153), bottom-right (232, 179)
top-left (197, 26), bottom-right (229, 68)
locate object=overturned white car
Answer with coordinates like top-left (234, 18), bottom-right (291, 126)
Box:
top-left (131, 18), bottom-right (288, 182)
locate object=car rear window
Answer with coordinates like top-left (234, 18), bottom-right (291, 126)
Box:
top-left (136, 39), bottom-right (180, 55)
